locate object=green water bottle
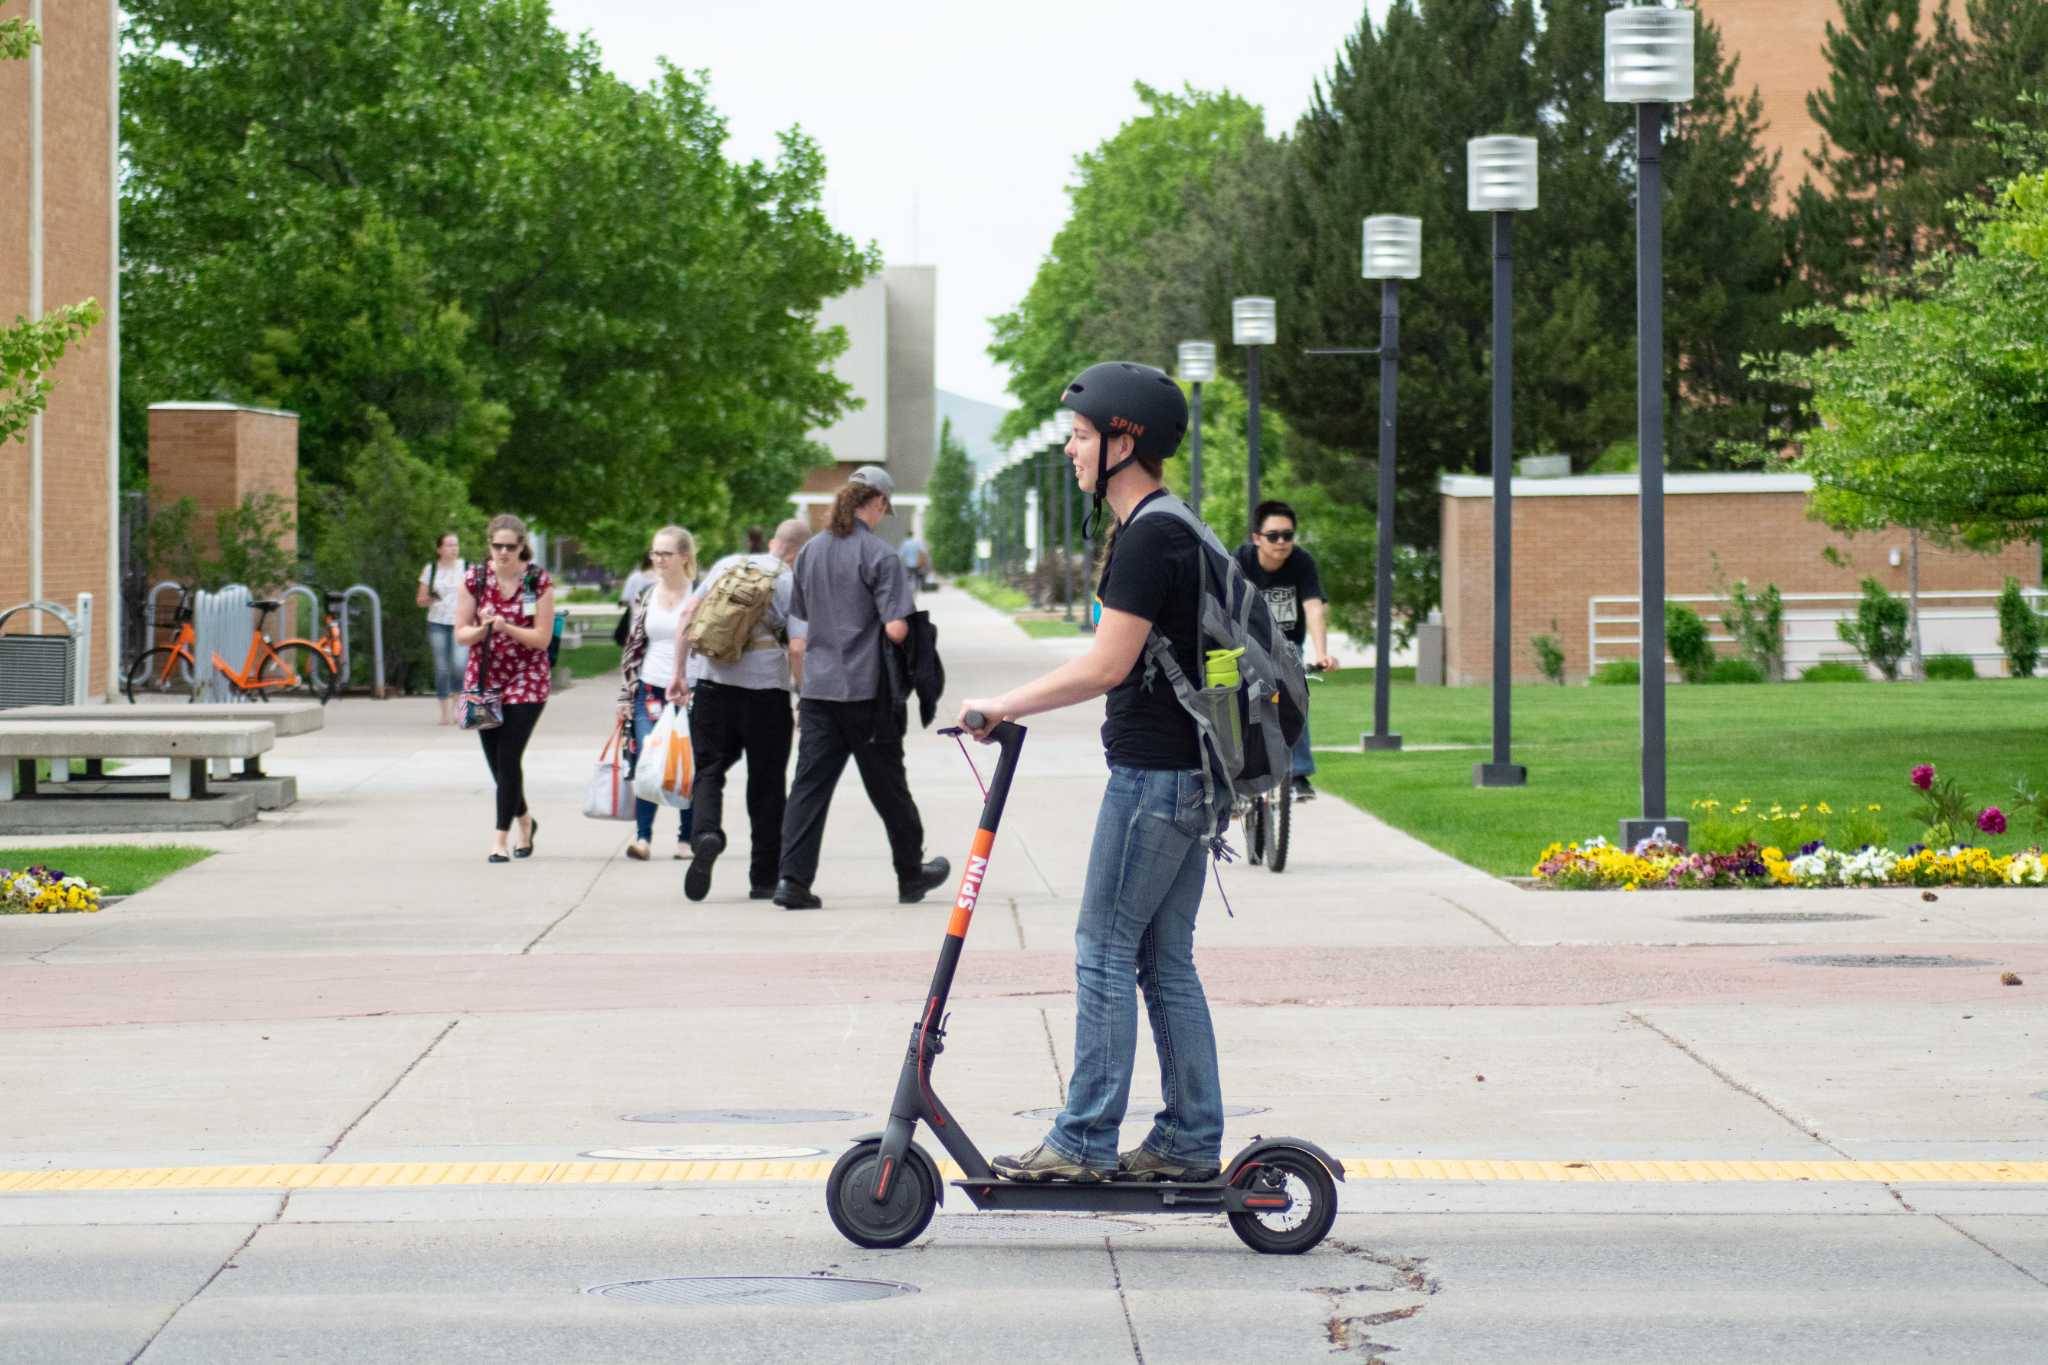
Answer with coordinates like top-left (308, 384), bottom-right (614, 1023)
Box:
top-left (1205, 647), bottom-right (1244, 689)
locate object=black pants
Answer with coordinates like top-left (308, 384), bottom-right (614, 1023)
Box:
top-left (688, 680), bottom-right (795, 890)
top-left (480, 701), bottom-right (545, 832)
top-left (779, 696), bottom-right (925, 890)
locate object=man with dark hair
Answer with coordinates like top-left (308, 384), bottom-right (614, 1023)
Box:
top-left (1235, 500), bottom-right (1336, 799)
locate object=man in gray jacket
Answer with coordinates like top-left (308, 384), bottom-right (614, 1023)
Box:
top-left (773, 467), bottom-right (949, 910)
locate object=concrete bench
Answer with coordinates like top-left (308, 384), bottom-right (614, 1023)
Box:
top-left (0, 721), bottom-right (272, 803)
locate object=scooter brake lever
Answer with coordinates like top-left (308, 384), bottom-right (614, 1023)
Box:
top-left (937, 726), bottom-right (963, 738)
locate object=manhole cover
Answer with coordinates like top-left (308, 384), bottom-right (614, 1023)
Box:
top-left (581, 1145), bottom-right (826, 1161)
top-left (623, 1109), bottom-right (866, 1124)
top-left (1778, 954), bottom-right (1996, 969)
top-left (1013, 1102), bottom-right (1268, 1120)
top-left (586, 1276), bottom-right (916, 1308)
top-left (1683, 912), bottom-right (1880, 924)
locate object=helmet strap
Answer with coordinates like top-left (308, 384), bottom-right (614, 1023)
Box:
top-left (1082, 433), bottom-right (1138, 540)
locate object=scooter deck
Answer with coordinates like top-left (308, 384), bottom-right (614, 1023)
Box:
top-left (952, 1178), bottom-right (1289, 1216)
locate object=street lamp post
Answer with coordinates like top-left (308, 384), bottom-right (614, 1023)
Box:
top-left (1055, 408), bottom-right (1076, 621)
top-left (1177, 340), bottom-right (1216, 516)
top-left (1607, 2), bottom-right (1694, 849)
top-left (1232, 298), bottom-right (1276, 541)
top-left (1468, 135), bottom-right (1537, 789)
top-left (1360, 215), bottom-right (1420, 753)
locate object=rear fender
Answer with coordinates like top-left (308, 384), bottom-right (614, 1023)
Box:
top-left (1222, 1135), bottom-right (1346, 1185)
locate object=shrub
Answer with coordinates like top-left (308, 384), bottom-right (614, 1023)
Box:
top-left (1721, 579), bottom-right (1785, 680)
top-left (1591, 659), bottom-right (1640, 686)
top-left (1800, 660), bottom-right (1869, 682)
top-left (1531, 621), bottom-right (1566, 685)
top-left (1836, 577), bottom-right (1910, 680)
top-left (1996, 577), bottom-right (2041, 678)
top-left (1923, 653), bottom-right (1977, 681)
top-left (1665, 602), bottom-right (1715, 684)
top-left (1706, 658), bottom-right (1765, 685)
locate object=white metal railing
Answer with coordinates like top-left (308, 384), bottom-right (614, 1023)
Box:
top-left (1588, 588), bottom-right (2048, 679)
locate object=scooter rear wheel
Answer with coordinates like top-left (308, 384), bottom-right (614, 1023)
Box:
top-left (826, 1140), bottom-right (936, 1249)
top-left (1228, 1147), bottom-right (1338, 1254)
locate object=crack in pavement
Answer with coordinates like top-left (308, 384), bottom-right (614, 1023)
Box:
top-left (1040, 1007), bottom-right (1067, 1103)
top-left (519, 852), bottom-right (618, 954)
top-left (1313, 1238), bottom-right (1441, 1360)
top-left (1104, 1237), bottom-right (1145, 1363)
top-left (1428, 890), bottom-right (1517, 946)
top-left (1627, 1010), bottom-right (2048, 1292)
top-left (321, 1017), bottom-right (461, 1160)
top-left (127, 1192), bottom-right (289, 1363)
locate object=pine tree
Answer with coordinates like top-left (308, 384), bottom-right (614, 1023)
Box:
top-left (925, 419), bottom-right (977, 575)
top-left (1923, 0), bottom-right (2048, 217)
top-left (1797, 0), bottom-right (1965, 299)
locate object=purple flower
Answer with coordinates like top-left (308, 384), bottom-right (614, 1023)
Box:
top-left (1799, 840), bottom-right (1826, 856)
top-left (1978, 807), bottom-right (2008, 836)
top-left (1905, 843), bottom-right (1926, 857)
top-left (1911, 765), bottom-right (1935, 791)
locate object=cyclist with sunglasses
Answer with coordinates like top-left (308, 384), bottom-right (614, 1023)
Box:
top-left (1235, 501), bottom-right (1336, 800)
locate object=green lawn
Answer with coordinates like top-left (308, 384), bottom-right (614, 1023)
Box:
top-left (956, 575), bottom-right (1031, 613)
top-left (0, 844), bottom-right (214, 896)
top-left (1305, 672), bottom-right (2048, 876)
top-left (1017, 617), bottom-right (1090, 639)
top-left (560, 640), bottom-right (623, 679)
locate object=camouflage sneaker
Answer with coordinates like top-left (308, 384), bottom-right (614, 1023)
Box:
top-left (1116, 1146), bottom-right (1221, 1183)
top-left (992, 1142), bottom-right (1112, 1183)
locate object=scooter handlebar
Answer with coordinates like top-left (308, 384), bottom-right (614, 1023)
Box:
top-left (962, 710), bottom-right (988, 731)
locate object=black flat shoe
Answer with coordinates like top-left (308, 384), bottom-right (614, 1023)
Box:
top-left (684, 831), bottom-right (723, 902)
top-left (488, 852), bottom-right (511, 864)
top-left (514, 816), bottom-right (539, 859)
top-left (773, 878), bottom-right (822, 911)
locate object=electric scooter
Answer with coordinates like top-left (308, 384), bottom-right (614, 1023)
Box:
top-left (825, 713), bottom-right (1344, 1255)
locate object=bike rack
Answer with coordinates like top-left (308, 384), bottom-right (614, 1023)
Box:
top-left (146, 580), bottom-right (185, 649)
top-left (192, 585), bottom-right (256, 705)
top-left (280, 583), bottom-right (322, 646)
top-left (337, 584), bottom-right (387, 699)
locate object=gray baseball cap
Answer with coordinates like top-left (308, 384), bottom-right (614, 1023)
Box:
top-left (849, 464), bottom-right (895, 500)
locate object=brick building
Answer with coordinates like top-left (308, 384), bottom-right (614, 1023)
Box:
top-left (1440, 474), bottom-right (2043, 685)
top-left (0, 0), bottom-right (118, 698)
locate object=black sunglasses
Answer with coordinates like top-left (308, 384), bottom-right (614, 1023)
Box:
top-left (1259, 529), bottom-right (1296, 543)
top-left (490, 540), bottom-right (521, 552)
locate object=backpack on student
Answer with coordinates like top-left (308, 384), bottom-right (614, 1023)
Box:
top-left (1130, 494), bottom-right (1308, 824)
top-left (686, 559), bottom-right (783, 664)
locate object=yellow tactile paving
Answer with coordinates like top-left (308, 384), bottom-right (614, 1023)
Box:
top-left (1, 1157), bottom-right (2045, 1195)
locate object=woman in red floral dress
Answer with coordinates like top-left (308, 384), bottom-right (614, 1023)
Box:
top-left (456, 513), bottom-right (555, 862)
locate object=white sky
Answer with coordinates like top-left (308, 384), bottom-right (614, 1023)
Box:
top-left (547, 0), bottom-right (1395, 410)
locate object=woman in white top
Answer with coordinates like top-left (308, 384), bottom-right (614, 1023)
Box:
top-left (415, 531), bottom-right (469, 725)
top-left (617, 525), bottom-right (698, 860)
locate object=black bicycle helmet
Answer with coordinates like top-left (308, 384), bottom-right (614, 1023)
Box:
top-left (1059, 361), bottom-right (1189, 465)
top-left (1060, 361), bottom-right (1189, 536)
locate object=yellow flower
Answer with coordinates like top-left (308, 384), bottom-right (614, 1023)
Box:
top-left (1867, 803), bottom-right (1882, 812)
top-left (1622, 882), bottom-right (1638, 892)
top-left (1817, 802), bottom-right (1832, 815)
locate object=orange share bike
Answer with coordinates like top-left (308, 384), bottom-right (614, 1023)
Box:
top-left (123, 591), bottom-right (341, 704)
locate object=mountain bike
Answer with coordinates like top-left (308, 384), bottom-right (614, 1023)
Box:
top-left (124, 593), bottom-right (337, 703)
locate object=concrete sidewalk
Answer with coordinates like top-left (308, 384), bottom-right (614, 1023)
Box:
top-left (2, 583), bottom-right (2044, 1363)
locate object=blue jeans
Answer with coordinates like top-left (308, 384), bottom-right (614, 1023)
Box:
top-left (1291, 719), bottom-right (1316, 778)
top-left (1047, 765), bottom-right (1223, 1170)
top-left (427, 622), bottom-right (468, 701)
top-left (629, 682), bottom-right (693, 844)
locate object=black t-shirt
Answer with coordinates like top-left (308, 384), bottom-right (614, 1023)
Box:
top-left (1233, 543), bottom-right (1324, 648)
top-left (1097, 492), bottom-right (1204, 770)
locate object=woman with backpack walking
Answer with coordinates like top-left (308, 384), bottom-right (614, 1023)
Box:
top-left (416, 531), bottom-right (469, 726)
top-left (456, 514), bottom-right (555, 863)
top-left (617, 525), bottom-right (698, 862)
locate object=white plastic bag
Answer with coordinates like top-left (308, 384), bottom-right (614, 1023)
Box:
top-left (583, 723), bottom-right (635, 821)
top-left (631, 702), bottom-right (693, 809)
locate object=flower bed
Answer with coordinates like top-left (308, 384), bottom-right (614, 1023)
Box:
top-left (1531, 763), bottom-right (2048, 891)
top-left (1, 865), bottom-right (105, 914)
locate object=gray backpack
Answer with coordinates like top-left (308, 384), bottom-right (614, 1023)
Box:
top-left (1130, 495), bottom-right (1310, 823)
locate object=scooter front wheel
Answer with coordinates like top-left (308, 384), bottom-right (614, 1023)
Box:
top-left (826, 1140), bottom-right (936, 1249)
top-left (1228, 1146), bottom-right (1338, 1254)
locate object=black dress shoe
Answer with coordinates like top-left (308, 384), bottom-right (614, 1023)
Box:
top-left (773, 878), bottom-right (822, 911)
top-left (749, 885), bottom-right (777, 901)
top-left (898, 856), bottom-right (952, 904)
top-left (684, 831), bottom-right (723, 902)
